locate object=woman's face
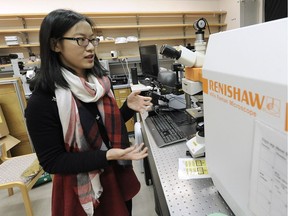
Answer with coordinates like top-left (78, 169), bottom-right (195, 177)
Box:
top-left (55, 21), bottom-right (95, 78)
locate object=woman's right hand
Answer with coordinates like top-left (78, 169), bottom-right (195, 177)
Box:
top-left (106, 143), bottom-right (148, 161)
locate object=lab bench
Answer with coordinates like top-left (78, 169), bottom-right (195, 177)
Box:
top-left (139, 112), bottom-right (235, 216)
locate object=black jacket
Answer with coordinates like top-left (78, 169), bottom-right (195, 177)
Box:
top-left (25, 88), bottom-right (135, 174)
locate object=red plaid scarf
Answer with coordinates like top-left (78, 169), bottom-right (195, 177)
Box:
top-left (55, 68), bottom-right (126, 215)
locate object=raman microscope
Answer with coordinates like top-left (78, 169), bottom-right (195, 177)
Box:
top-left (159, 18), bottom-right (209, 158)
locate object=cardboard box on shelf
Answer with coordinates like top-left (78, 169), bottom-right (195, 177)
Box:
top-left (0, 105), bottom-right (20, 152)
top-left (0, 105), bottom-right (9, 139)
top-left (0, 135), bottom-right (21, 152)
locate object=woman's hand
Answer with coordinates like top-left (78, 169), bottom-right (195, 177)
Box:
top-left (127, 91), bottom-right (153, 113)
top-left (106, 143), bottom-right (148, 161)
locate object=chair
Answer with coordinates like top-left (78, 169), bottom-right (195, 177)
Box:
top-left (0, 139), bottom-right (44, 216)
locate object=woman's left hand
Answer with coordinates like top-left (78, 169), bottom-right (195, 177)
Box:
top-left (127, 91), bottom-right (153, 113)
top-left (106, 143), bottom-right (148, 161)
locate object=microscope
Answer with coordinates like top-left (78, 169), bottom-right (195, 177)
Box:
top-left (9, 53), bottom-right (40, 97)
top-left (159, 18), bottom-right (208, 158)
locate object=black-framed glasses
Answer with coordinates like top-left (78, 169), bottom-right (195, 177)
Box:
top-left (61, 37), bottom-right (100, 47)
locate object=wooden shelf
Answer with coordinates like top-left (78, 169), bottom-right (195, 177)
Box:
top-left (139, 35), bottom-right (202, 42)
top-left (0, 44), bottom-right (39, 49)
top-left (94, 23), bottom-right (226, 30)
top-left (0, 11), bottom-right (225, 18)
top-left (0, 35), bottom-right (213, 49)
top-left (0, 28), bottom-right (39, 33)
top-left (0, 11), bottom-right (227, 57)
top-left (0, 23), bottom-right (226, 34)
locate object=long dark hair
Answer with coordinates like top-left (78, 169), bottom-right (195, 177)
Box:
top-left (30, 9), bottom-right (108, 93)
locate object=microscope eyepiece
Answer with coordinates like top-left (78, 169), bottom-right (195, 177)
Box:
top-left (160, 44), bottom-right (181, 60)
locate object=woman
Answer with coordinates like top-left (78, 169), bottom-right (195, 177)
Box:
top-left (25, 9), bottom-right (152, 216)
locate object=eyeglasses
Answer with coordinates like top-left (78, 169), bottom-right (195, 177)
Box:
top-left (60, 37), bottom-right (100, 47)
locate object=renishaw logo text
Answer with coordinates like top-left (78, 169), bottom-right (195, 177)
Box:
top-left (205, 79), bottom-right (281, 118)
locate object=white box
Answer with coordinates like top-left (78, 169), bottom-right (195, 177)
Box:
top-left (4, 36), bottom-right (18, 41)
top-left (5, 41), bottom-right (20, 46)
top-left (4, 36), bottom-right (21, 46)
top-left (182, 78), bottom-right (202, 95)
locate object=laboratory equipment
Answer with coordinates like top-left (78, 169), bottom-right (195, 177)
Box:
top-left (139, 44), bottom-right (160, 81)
top-left (203, 18), bottom-right (287, 216)
top-left (186, 122), bottom-right (205, 158)
top-left (159, 17), bottom-right (208, 157)
top-left (160, 17), bottom-right (288, 215)
top-left (159, 17), bottom-right (209, 68)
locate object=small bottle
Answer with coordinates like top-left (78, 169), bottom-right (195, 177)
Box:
top-left (130, 67), bottom-right (138, 84)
